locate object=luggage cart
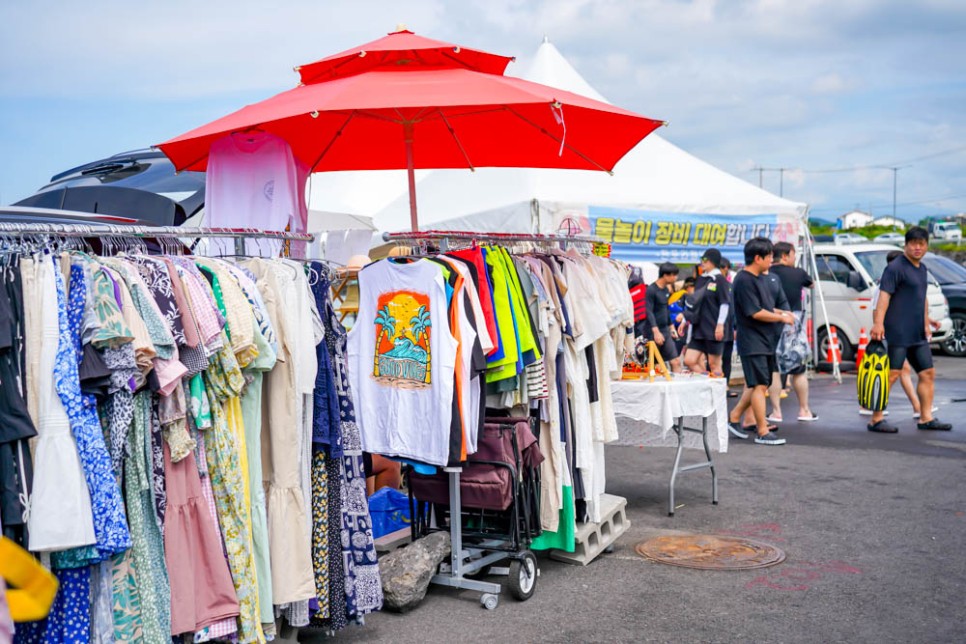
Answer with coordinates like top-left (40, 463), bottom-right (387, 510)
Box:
top-left (407, 416), bottom-right (543, 609)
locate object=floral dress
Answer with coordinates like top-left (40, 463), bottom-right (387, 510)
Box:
top-left (50, 263), bottom-right (131, 570)
top-left (315, 271), bottom-right (383, 625)
top-left (204, 335), bottom-right (264, 644)
top-left (126, 391), bottom-right (171, 643)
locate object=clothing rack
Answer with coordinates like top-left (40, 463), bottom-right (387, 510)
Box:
top-left (380, 229), bottom-right (607, 608)
top-left (382, 229), bottom-right (600, 247)
top-left (0, 223), bottom-right (314, 256)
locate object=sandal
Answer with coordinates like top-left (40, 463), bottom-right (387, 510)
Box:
top-left (743, 424), bottom-right (778, 433)
top-left (867, 420), bottom-right (898, 434)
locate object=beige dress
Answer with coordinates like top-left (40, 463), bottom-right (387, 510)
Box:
top-left (244, 259), bottom-right (315, 606)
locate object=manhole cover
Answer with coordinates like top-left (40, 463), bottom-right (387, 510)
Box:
top-left (635, 535), bottom-right (785, 570)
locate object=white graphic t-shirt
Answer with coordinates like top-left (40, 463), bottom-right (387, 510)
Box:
top-left (348, 260), bottom-right (458, 466)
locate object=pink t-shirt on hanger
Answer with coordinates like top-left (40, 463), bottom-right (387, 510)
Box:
top-left (205, 132), bottom-right (308, 255)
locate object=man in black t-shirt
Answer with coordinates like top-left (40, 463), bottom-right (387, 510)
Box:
top-left (726, 238), bottom-right (794, 446)
top-left (683, 248), bottom-right (732, 376)
top-left (645, 262), bottom-right (682, 372)
top-left (867, 227), bottom-right (951, 433)
top-left (768, 242), bottom-right (817, 423)
top-left (719, 257), bottom-right (737, 384)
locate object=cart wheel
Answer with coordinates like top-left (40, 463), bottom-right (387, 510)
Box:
top-left (508, 551), bottom-right (538, 601)
top-left (481, 593), bottom-right (499, 610)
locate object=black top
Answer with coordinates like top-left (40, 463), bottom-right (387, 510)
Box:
top-left (645, 281), bottom-right (671, 331)
top-left (771, 264), bottom-right (813, 312)
top-left (880, 254), bottom-right (928, 347)
top-left (692, 272), bottom-right (732, 340)
top-left (763, 271), bottom-right (790, 346)
top-left (733, 270), bottom-right (781, 356)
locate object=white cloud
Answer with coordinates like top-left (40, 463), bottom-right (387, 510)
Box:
top-left (810, 73), bottom-right (848, 95)
top-left (0, 0), bottom-right (964, 215)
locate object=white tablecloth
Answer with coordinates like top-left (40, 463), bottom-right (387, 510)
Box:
top-left (611, 376), bottom-right (729, 453)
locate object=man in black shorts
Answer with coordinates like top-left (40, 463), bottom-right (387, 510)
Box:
top-left (645, 262), bottom-right (682, 372)
top-left (727, 237), bottom-right (794, 445)
top-left (684, 248), bottom-right (732, 376)
top-left (768, 241), bottom-right (817, 422)
top-left (719, 257), bottom-right (736, 384)
top-left (867, 226), bottom-right (951, 433)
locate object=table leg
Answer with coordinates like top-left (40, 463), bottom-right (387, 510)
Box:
top-left (668, 418), bottom-right (685, 516)
top-left (701, 416), bottom-right (718, 505)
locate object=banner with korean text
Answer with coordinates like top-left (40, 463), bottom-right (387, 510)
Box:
top-left (589, 206), bottom-right (790, 265)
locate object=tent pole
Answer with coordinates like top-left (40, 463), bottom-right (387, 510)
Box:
top-left (405, 123), bottom-right (418, 232)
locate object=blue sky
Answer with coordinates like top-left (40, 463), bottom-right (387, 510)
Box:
top-left (2, 0), bottom-right (965, 221)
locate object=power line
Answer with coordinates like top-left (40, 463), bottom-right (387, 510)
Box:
top-left (750, 143), bottom-right (966, 176)
top-left (807, 192), bottom-right (966, 214)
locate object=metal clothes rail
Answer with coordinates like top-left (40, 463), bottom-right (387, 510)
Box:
top-left (0, 223), bottom-right (314, 256)
top-left (0, 223), bottom-right (314, 241)
top-left (382, 229), bottom-right (600, 245)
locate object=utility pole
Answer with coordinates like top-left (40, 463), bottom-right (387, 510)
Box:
top-left (753, 166), bottom-right (763, 188)
top-left (779, 168), bottom-right (785, 197)
top-left (886, 166), bottom-right (908, 231)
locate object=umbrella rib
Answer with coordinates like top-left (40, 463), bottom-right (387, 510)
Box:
top-left (436, 111), bottom-right (475, 171)
top-left (504, 106), bottom-right (613, 174)
top-left (308, 111), bottom-right (358, 172)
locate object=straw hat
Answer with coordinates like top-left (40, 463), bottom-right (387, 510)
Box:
top-left (347, 254), bottom-right (371, 269)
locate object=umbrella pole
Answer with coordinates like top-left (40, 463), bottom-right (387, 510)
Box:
top-left (405, 123), bottom-right (418, 231)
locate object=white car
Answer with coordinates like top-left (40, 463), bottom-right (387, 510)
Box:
top-left (873, 232), bottom-right (905, 245)
top-left (834, 232), bottom-right (867, 246)
top-left (812, 243), bottom-right (952, 359)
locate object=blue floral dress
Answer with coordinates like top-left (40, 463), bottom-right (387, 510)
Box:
top-left (316, 272), bottom-right (383, 622)
top-left (51, 263), bottom-right (131, 570)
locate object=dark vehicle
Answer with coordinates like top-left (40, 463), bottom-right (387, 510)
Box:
top-left (13, 148), bottom-right (204, 227)
top-left (0, 205), bottom-right (138, 226)
top-left (920, 252), bottom-right (966, 357)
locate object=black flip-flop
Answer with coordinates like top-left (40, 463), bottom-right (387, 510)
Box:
top-left (867, 420), bottom-right (898, 434)
top-left (743, 424), bottom-right (778, 433)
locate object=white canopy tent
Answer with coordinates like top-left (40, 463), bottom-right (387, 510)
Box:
top-left (369, 40), bottom-right (807, 248)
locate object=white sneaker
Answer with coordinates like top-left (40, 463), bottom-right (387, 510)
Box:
top-left (859, 409), bottom-right (888, 416)
top-left (913, 406), bottom-right (939, 419)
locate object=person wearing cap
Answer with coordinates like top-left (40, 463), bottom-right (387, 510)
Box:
top-left (683, 248), bottom-right (732, 376)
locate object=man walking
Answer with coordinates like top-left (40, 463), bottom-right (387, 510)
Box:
top-left (768, 241), bottom-right (817, 422)
top-left (645, 262), bottom-right (682, 373)
top-left (728, 238), bottom-right (794, 445)
top-left (684, 249), bottom-right (731, 376)
top-left (719, 258), bottom-right (737, 384)
top-left (867, 227), bottom-right (952, 433)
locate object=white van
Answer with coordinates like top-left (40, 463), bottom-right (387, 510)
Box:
top-left (812, 243), bottom-right (952, 359)
top-left (932, 221), bottom-right (962, 242)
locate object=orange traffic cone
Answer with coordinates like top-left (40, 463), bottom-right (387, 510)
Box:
top-left (856, 327), bottom-right (868, 364)
top-left (827, 326), bottom-right (842, 363)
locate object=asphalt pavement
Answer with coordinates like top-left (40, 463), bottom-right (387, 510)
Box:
top-left (300, 354), bottom-right (966, 643)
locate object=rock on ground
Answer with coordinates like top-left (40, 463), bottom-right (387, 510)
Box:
top-left (378, 530), bottom-right (452, 613)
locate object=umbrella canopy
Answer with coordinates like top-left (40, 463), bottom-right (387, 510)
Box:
top-left (158, 29), bottom-right (663, 230)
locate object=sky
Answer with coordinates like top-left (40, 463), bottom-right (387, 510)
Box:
top-left (2, 0), bottom-right (965, 222)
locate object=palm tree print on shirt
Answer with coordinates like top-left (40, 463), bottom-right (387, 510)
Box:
top-left (373, 291), bottom-right (432, 387)
top-left (373, 305), bottom-right (396, 377)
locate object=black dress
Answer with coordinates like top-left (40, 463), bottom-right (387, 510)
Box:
top-left (0, 265), bottom-right (37, 545)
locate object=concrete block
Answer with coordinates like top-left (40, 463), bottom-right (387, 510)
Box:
top-left (374, 526), bottom-right (412, 554)
top-left (549, 494), bottom-right (629, 566)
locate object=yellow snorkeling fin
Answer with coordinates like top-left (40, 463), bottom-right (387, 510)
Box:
top-left (857, 340), bottom-right (890, 412)
top-left (0, 537), bottom-right (59, 622)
